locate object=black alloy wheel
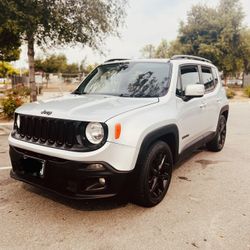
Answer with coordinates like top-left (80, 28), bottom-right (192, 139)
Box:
top-left (148, 151), bottom-right (171, 200)
top-left (133, 141), bottom-right (173, 207)
top-left (217, 116), bottom-right (226, 149)
top-left (207, 115), bottom-right (227, 152)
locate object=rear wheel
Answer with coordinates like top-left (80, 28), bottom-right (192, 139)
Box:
top-left (133, 141), bottom-right (173, 207)
top-left (207, 115), bottom-right (227, 152)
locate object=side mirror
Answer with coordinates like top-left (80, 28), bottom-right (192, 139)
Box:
top-left (185, 84), bottom-right (205, 97)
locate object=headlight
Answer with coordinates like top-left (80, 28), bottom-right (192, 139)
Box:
top-left (85, 122), bottom-right (104, 144)
top-left (16, 114), bottom-right (20, 128)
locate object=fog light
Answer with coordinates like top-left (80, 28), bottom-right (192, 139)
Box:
top-left (86, 164), bottom-right (105, 171)
top-left (99, 178), bottom-right (106, 186)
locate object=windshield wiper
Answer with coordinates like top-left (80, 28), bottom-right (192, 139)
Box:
top-left (72, 90), bottom-right (87, 95)
top-left (119, 93), bottom-right (131, 97)
top-left (119, 93), bottom-right (155, 98)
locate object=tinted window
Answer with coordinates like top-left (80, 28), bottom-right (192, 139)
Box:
top-left (75, 62), bottom-right (171, 97)
top-left (180, 65), bottom-right (200, 91)
top-left (201, 67), bottom-right (214, 91)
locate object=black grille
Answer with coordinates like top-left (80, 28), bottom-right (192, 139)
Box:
top-left (12, 114), bottom-right (107, 152)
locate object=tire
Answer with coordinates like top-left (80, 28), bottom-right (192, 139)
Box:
top-left (207, 115), bottom-right (227, 152)
top-left (133, 141), bottom-right (173, 207)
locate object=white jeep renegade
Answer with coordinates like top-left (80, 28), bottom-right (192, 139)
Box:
top-left (9, 55), bottom-right (229, 207)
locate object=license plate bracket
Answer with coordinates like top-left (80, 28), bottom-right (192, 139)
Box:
top-left (22, 155), bottom-right (46, 178)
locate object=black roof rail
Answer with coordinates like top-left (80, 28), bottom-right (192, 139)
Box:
top-left (171, 55), bottom-right (212, 63)
top-left (104, 58), bottom-right (130, 63)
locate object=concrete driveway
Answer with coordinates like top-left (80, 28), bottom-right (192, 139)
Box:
top-left (0, 102), bottom-right (249, 250)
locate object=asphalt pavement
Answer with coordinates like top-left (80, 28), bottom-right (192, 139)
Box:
top-left (0, 102), bottom-right (249, 250)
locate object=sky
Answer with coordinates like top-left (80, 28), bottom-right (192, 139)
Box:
top-left (14, 0), bottom-right (250, 69)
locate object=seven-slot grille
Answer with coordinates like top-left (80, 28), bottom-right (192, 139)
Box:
top-left (12, 114), bottom-right (89, 151)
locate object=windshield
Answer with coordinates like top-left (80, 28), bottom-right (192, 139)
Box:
top-left (74, 62), bottom-right (171, 97)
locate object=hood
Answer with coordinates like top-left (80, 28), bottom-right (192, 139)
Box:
top-left (16, 94), bottom-right (159, 122)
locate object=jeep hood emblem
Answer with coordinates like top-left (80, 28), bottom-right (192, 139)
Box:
top-left (41, 110), bottom-right (52, 115)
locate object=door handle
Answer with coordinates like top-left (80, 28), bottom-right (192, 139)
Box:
top-left (217, 98), bottom-right (222, 103)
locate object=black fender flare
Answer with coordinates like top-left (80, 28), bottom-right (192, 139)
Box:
top-left (135, 124), bottom-right (179, 167)
top-left (215, 104), bottom-right (229, 132)
top-left (219, 104), bottom-right (229, 120)
top-left (209, 105), bottom-right (229, 141)
top-left (126, 124), bottom-right (179, 188)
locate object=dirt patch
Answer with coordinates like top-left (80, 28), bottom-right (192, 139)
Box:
top-left (0, 197), bottom-right (9, 203)
top-left (195, 159), bottom-right (220, 169)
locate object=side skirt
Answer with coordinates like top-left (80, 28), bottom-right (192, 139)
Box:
top-left (176, 132), bottom-right (216, 164)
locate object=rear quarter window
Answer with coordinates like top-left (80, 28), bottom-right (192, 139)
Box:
top-left (201, 66), bottom-right (215, 92)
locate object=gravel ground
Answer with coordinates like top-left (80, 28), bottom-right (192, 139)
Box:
top-left (0, 102), bottom-right (249, 250)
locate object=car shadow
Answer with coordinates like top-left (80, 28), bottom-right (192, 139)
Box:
top-left (173, 148), bottom-right (204, 170)
top-left (23, 184), bottom-right (129, 211)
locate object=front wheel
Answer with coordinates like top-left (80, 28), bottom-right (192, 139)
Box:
top-left (207, 115), bottom-right (227, 152)
top-left (133, 141), bottom-right (173, 207)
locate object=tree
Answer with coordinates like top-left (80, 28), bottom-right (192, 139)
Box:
top-left (240, 29), bottom-right (250, 74)
top-left (216, 0), bottom-right (245, 80)
top-left (177, 0), bottom-right (246, 82)
top-left (62, 63), bottom-right (79, 74)
top-left (35, 54), bottom-right (80, 74)
top-left (167, 39), bottom-right (185, 57)
top-left (140, 39), bottom-right (185, 59)
top-left (155, 39), bottom-right (169, 58)
top-left (178, 5), bottom-right (220, 61)
top-left (141, 44), bottom-right (156, 58)
top-left (34, 58), bottom-right (44, 73)
top-left (239, 29), bottom-right (250, 86)
top-left (0, 27), bottom-right (21, 62)
top-left (0, 0), bottom-right (127, 101)
top-left (83, 64), bottom-right (99, 75)
top-left (0, 5), bottom-right (21, 62)
top-left (0, 62), bottom-right (19, 78)
top-left (35, 54), bottom-right (67, 73)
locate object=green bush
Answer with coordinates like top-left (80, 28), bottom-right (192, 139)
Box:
top-left (1, 96), bottom-right (22, 118)
top-left (244, 86), bottom-right (250, 98)
top-left (226, 88), bottom-right (236, 99)
top-left (1, 85), bottom-right (30, 119)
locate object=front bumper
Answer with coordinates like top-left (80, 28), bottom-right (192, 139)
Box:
top-left (9, 135), bottom-right (137, 172)
top-left (10, 146), bottom-right (131, 200)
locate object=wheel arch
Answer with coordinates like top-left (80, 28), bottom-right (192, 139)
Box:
top-left (220, 105), bottom-right (229, 121)
top-left (136, 124), bottom-right (179, 166)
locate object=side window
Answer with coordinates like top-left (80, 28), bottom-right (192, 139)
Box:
top-left (180, 65), bottom-right (200, 92)
top-left (201, 67), bottom-right (214, 92)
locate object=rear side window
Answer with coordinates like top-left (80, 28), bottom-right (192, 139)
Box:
top-left (201, 67), bottom-right (214, 92)
top-left (180, 65), bottom-right (200, 91)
